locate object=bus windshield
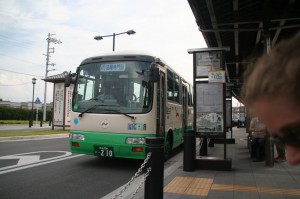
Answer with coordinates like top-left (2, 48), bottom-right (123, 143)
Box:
top-left (72, 61), bottom-right (153, 114)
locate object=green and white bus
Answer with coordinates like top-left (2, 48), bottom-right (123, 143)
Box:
top-left (67, 52), bottom-right (193, 159)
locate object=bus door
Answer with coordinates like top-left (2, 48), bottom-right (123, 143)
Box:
top-left (156, 72), bottom-right (166, 137)
top-left (182, 85), bottom-right (188, 131)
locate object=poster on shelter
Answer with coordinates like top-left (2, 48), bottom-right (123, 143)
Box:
top-left (196, 83), bottom-right (224, 137)
top-left (53, 83), bottom-right (64, 125)
top-left (53, 83), bottom-right (74, 126)
top-left (208, 70), bottom-right (225, 83)
top-left (65, 84), bottom-right (74, 126)
top-left (195, 51), bottom-right (222, 77)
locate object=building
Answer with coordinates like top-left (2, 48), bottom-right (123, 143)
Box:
top-left (0, 99), bottom-right (52, 110)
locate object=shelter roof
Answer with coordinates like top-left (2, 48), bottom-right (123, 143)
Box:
top-left (188, 0), bottom-right (300, 100)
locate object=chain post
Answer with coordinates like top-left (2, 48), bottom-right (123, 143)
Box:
top-left (183, 130), bottom-right (195, 172)
top-left (145, 137), bottom-right (164, 199)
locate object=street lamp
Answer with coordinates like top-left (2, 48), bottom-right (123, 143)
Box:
top-left (29, 78), bottom-right (37, 128)
top-left (94, 29), bottom-right (136, 51)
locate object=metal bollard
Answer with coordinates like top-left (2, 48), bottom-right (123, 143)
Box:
top-left (265, 134), bottom-right (274, 167)
top-left (200, 138), bottom-right (208, 156)
top-left (183, 130), bottom-right (195, 172)
top-left (145, 137), bottom-right (164, 199)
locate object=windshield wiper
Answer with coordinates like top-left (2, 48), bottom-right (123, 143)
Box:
top-left (102, 109), bottom-right (135, 120)
top-left (89, 97), bottom-right (107, 103)
top-left (79, 105), bottom-right (99, 117)
top-left (79, 104), bottom-right (119, 117)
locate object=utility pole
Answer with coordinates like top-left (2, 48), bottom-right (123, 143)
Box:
top-left (43, 33), bottom-right (61, 121)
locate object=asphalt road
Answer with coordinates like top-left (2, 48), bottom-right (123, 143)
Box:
top-left (0, 137), bottom-right (143, 199)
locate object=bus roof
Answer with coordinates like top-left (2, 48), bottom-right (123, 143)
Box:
top-left (79, 51), bottom-right (192, 86)
top-left (80, 51), bottom-right (159, 65)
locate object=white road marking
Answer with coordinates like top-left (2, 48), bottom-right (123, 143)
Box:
top-left (17, 155), bottom-right (41, 165)
top-left (0, 155), bottom-right (41, 166)
top-left (0, 151), bottom-right (84, 175)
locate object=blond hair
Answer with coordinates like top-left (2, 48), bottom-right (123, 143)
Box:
top-left (242, 36), bottom-right (300, 108)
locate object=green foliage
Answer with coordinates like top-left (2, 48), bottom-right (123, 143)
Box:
top-left (0, 120), bottom-right (29, 124)
top-left (0, 106), bottom-right (52, 121)
top-left (0, 130), bottom-right (68, 137)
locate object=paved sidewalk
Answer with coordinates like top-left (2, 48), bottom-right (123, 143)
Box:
top-left (128, 127), bottom-right (300, 199)
top-left (161, 127), bottom-right (300, 199)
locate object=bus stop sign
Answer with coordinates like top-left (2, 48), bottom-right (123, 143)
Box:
top-left (35, 97), bottom-right (41, 104)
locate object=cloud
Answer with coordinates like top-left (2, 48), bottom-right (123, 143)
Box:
top-left (0, 0), bottom-right (206, 102)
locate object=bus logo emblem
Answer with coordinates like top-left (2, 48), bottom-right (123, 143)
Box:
top-left (101, 119), bottom-right (109, 129)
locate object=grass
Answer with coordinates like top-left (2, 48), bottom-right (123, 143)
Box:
top-left (0, 130), bottom-right (69, 137)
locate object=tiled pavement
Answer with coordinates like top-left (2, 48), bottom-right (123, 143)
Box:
top-left (161, 127), bottom-right (300, 199)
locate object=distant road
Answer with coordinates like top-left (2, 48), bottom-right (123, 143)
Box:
top-left (0, 124), bottom-right (69, 142)
top-left (0, 124), bottom-right (61, 132)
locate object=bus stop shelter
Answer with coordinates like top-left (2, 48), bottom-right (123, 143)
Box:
top-left (186, 0), bottom-right (300, 168)
top-left (188, 0), bottom-right (300, 101)
top-left (43, 73), bottom-right (74, 130)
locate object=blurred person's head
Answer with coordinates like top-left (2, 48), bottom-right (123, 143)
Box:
top-left (242, 36), bottom-right (300, 165)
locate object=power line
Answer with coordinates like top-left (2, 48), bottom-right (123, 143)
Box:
top-left (0, 34), bottom-right (35, 47)
top-left (0, 68), bottom-right (43, 77)
top-left (0, 53), bottom-right (43, 66)
top-left (0, 82), bottom-right (31, 86)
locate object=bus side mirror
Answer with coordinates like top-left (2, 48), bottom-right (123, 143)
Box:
top-left (150, 67), bottom-right (159, 82)
top-left (64, 71), bottom-right (71, 87)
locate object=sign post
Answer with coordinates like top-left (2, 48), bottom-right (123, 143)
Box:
top-left (188, 47), bottom-right (232, 171)
top-left (35, 97), bottom-right (41, 126)
top-left (53, 83), bottom-right (74, 130)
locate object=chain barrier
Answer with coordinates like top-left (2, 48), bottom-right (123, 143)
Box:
top-left (129, 167), bottom-right (151, 199)
top-left (198, 137), bottom-right (211, 152)
top-left (110, 152), bottom-right (152, 199)
top-left (199, 137), bottom-right (203, 150)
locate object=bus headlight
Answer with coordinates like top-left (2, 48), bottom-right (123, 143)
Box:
top-left (70, 134), bottom-right (85, 141)
top-left (126, 137), bottom-right (145, 144)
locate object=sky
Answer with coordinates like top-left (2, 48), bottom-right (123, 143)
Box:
top-left (0, 0), bottom-right (240, 106)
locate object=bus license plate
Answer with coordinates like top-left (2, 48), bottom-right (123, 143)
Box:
top-left (94, 146), bottom-right (114, 157)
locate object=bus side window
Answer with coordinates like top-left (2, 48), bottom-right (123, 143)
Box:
top-left (167, 69), bottom-right (174, 101)
top-left (174, 74), bottom-right (180, 103)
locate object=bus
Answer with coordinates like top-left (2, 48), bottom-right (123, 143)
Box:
top-left (66, 52), bottom-right (193, 159)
